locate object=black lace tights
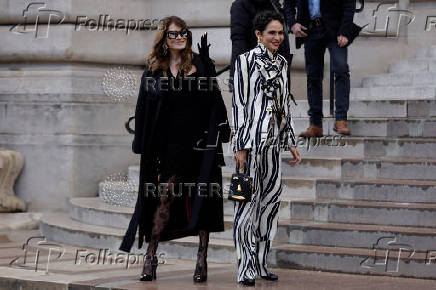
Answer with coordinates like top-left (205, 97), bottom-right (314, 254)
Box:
top-left (145, 175), bottom-right (177, 258)
top-left (145, 175), bottom-right (210, 266)
top-left (197, 230), bottom-right (209, 266)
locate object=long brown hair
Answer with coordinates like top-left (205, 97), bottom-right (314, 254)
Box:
top-left (146, 16), bottom-right (193, 76)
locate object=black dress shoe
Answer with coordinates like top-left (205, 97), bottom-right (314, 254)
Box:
top-left (240, 278), bottom-right (255, 286)
top-left (261, 272), bottom-right (278, 281)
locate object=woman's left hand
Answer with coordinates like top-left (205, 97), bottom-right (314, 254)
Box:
top-left (288, 146), bottom-right (302, 166)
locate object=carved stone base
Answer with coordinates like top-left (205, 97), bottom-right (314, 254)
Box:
top-left (0, 148), bottom-right (26, 212)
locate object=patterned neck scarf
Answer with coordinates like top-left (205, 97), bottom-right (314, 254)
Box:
top-left (254, 43), bottom-right (285, 100)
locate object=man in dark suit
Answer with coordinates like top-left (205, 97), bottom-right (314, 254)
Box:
top-left (288, 0), bottom-right (356, 136)
top-left (230, 0), bottom-right (294, 87)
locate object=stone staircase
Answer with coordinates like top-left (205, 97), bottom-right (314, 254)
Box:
top-left (40, 45), bottom-right (436, 279)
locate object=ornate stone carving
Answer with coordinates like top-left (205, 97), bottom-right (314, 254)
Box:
top-left (0, 148), bottom-right (26, 212)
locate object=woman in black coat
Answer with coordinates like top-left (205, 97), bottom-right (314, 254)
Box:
top-left (119, 15), bottom-right (231, 283)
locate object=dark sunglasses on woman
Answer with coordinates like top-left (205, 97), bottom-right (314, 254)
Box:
top-left (166, 30), bottom-right (189, 39)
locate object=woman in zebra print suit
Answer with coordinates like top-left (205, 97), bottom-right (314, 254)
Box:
top-left (231, 10), bottom-right (302, 286)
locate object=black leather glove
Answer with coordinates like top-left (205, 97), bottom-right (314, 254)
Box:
top-left (197, 32), bottom-right (211, 59)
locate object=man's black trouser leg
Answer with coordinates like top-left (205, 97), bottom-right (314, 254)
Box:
top-left (327, 40), bottom-right (350, 121)
top-left (304, 27), bottom-right (326, 127)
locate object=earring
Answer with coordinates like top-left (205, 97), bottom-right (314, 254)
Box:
top-left (163, 43), bottom-right (168, 55)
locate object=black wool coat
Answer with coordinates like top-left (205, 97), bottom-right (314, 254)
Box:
top-left (119, 54), bottom-right (231, 252)
top-left (287, 0), bottom-right (357, 49)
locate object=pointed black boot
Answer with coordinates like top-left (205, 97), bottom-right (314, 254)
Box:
top-left (139, 255), bottom-right (158, 281)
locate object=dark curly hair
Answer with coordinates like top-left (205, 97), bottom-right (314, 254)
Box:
top-left (253, 10), bottom-right (284, 32)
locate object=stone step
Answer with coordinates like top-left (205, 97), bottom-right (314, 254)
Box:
top-left (291, 99), bottom-right (436, 118)
top-left (291, 117), bottom-right (436, 138)
top-left (286, 220), bottom-right (436, 251)
top-left (223, 174), bottom-right (317, 199)
top-left (39, 211), bottom-right (436, 279)
top-left (69, 197), bottom-right (295, 243)
top-left (229, 135), bottom-right (436, 158)
top-left (39, 212), bottom-right (238, 263)
top-left (127, 138), bottom-right (436, 180)
top-left (350, 86), bottom-right (436, 100)
top-left (41, 211), bottom-right (301, 264)
top-left (272, 243), bottom-right (436, 279)
top-left (361, 137), bottom-right (436, 159)
top-left (212, 215), bottom-right (294, 243)
top-left (225, 156), bottom-right (436, 181)
top-left (223, 155), bottom-right (343, 179)
top-left (341, 157), bottom-right (436, 180)
top-left (96, 172), bottom-right (316, 208)
top-left (295, 136), bottom-right (436, 159)
top-left (70, 197), bottom-right (134, 229)
top-left (389, 58), bottom-right (436, 73)
top-left (316, 179), bottom-right (436, 203)
top-left (233, 137), bottom-right (436, 159)
top-left (361, 72), bottom-right (436, 88)
top-left (290, 199), bottom-right (436, 228)
top-left (224, 195), bottom-right (293, 220)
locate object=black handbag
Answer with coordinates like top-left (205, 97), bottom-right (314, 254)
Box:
top-left (228, 162), bottom-right (253, 202)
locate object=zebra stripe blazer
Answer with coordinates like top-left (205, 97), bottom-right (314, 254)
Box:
top-left (232, 43), bottom-right (297, 154)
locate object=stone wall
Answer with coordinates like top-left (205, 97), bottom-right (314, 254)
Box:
top-left (0, 0), bottom-right (435, 210)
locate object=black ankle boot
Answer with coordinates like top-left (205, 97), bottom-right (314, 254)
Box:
top-left (140, 255), bottom-right (158, 281)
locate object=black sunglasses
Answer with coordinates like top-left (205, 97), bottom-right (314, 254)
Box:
top-left (166, 30), bottom-right (189, 39)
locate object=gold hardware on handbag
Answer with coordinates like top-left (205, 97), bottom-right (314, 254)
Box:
top-left (228, 162), bottom-right (253, 202)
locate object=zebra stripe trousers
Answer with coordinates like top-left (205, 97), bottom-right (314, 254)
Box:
top-left (233, 144), bottom-right (283, 282)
